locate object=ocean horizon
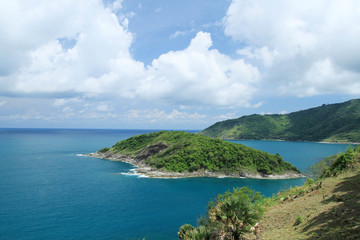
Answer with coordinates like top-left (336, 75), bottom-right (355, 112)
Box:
top-left (0, 128), bottom-right (353, 239)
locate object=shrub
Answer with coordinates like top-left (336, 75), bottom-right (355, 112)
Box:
top-left (305, 178), bottom-right (314, 185)
top-left (294, 216), bottom-right (303, 226)
top-left (178, 224), bottom-right (197, 240)
top-left (98, 147), bottom-right (110, 153)
top-left (179, 187), bottom-right (264, 240)
top-left (306, 146), bottom-right (360, 181)
top-left (323, 147), bottom-right (356, 177)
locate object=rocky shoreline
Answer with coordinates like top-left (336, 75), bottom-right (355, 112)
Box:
top-left (85, 152), bottom-right (305, 179)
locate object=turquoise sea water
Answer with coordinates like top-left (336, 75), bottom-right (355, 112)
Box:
top-left (0, 129), bottom-right (353, 240)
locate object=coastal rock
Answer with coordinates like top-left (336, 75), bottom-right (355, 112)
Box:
top-left (85, 151), bottom-right (305, 179)
top-left (135, 143), bottom-right (168, 162)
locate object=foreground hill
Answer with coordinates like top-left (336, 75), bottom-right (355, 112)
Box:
top-left (179, 146), bottom-right (360, 240)
top-left (88, 131), bottom-right (302, 178)
top-left (200, 99), bottom-right (360, 143)
top-left (251, 146), bottom-right (360, 240)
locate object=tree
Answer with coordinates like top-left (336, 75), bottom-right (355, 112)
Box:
top-left (179, 187), bottom-right (264, 240)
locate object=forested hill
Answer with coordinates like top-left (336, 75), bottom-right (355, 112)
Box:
top-left (200, 99), bottom-right (360, 143)
top-left (98, 131), bottom-right (300, 176)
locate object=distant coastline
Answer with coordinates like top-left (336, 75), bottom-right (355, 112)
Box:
top-left (317, 141), bottom-right (360, 145)
top-left (200, 99), bottom-right (360, 144)
top-left (85, 152), bottom-right (305, 179)
top-left (223, 138), bottom-right (360, 145)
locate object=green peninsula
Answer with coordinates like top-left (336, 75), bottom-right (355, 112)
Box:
top-left (89, 131), bottom-right (302, 178)
top-left (200, 99), bottom-right (360, 143)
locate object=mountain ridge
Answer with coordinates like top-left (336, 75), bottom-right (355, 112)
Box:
top-left (200, 99), bottom-right (360, 143)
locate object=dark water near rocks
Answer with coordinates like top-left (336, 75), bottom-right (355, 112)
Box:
top-left (0, 129), bottom-right (352, 239)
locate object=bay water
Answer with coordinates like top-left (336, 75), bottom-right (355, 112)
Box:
top-left (0, 129), bottom-right (353, 239)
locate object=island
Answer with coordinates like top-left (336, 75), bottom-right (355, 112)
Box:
top-left (86, 131), bottom-right (303, 179)
top-left (200, 98), bottom-right (360, 143)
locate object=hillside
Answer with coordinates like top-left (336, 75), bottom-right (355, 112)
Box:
top-left (179, 146), bottom-right (360, 240)
top-left (200, 99), bottom-right (360, 143)
top-left (90, 131), bottom-right (301, 178)
top-left (251, 146), bottom-right (360, 240)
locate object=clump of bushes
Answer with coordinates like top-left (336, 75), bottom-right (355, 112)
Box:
top-left (305, 177), bottom-right (314, 185)
top-left (294, 216), bottom-right (303, 226)
top-left (306, 146), bottom-right (360, 180)
top-left (98, 147), bottom-right (110, 153)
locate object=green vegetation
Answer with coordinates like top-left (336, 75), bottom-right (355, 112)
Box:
top-left (307, 146), bottom-right (359, 179)
top-left (293, 216), bottom-right (303, 226)
top-left (257, 145), bottom-right (360, 239)
top-left (179, 146), bottom-right (360, 240)
top-left (102, 131), bottom-right (300, 175)
top-left (200, 99), bottom-right (360, 143)
top-left (179, 187), bottom-right (264, 240)
top-left (98, 147), bottom-right (110, 153)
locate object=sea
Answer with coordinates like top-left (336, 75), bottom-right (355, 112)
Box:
top-left (0, 128), bottom-right (354, 240)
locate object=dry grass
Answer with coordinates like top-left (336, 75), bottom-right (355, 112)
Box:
top-left (245, 163), bottom-right (360, 240)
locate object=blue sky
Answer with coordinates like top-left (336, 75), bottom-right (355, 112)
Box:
top-left (0, 0), bottom-right (359, 130)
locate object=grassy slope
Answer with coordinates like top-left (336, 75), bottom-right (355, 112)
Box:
top-left (104, 131), bottom-right (300, 175)
top-left (248, 148), bottom-right (360, 240)
top-left (200, 99), bottom-right (360, 142)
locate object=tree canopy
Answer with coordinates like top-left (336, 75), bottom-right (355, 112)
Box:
top-left (101, 131), bottom-right (300, 175)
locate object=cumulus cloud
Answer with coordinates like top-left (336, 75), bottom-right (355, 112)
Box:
top-left (237, 46), bottom-right (278, 68)
top-left (0, 0), bottom-right (260, 109)
top-left (143, 32), bottom-right (260, 107)
top-left (0, 0), bottom-right (138, 97)
top-left (80, 30), bottom-right (261, 107)
top-left (224, 0), bottom-right (360, 96)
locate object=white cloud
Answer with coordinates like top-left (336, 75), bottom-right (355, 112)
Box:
top-left (110, 0), bottom-right (123, 12)
top-left (280, 58), bottom-right (360, 97)
top-left (1, 0), bottom-right (137, 97)
top-left (0, 101), bottom-right (6, 106)
top-left (143, 32), bottom-right (260, 107)
top-left (54, 98), bottom-right (82, 107)
top-left (0, 111), bottom-right (52, 121)
top-left (0, 1), bottom-right (260, 109)
top-left (170, 30), bottom-right (188, 39)
top-left (213, 113), bottom-right (237, 121)
top-left (237, 46), bottom-right (278, 68)
top-left (96, 103), bottom-right (112, 112)
top-left (54, 99), bottom-right (66, 107)
top-left (125, 109), bottom-right (206, 123)
top-left (155, 7), bottom-right (162, 13)
top-left (224, 0), bottom-right (360, 97)
top-left (62, 106), bottom-right (73, 113)
top-left (260, 112), bottom-right (273, 116)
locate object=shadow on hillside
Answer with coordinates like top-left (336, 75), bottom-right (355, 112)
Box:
top-left (302, 173), bottom-right (360, 240)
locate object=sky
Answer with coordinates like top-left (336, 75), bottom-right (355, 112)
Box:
top-left (0, 0), bottom-right (359, 130)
